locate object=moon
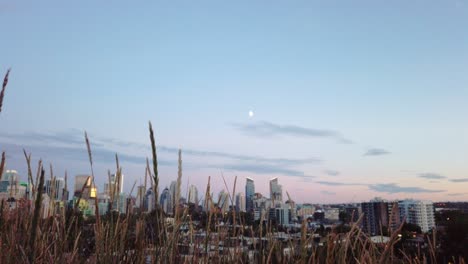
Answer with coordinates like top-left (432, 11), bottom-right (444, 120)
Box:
top-left (248, 110), bottom-right (254, 118)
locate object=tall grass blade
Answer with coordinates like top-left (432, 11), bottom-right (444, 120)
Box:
top-left (0, 68), bottom-right (11, 113)
top-left (148, 122), bottom-right (159, 203)
top-left (23, 150), bottom-right (35, 194)
top-left (0, 152), bottom-right (5, 181)
top-left (29, 168), bottom-right (45, 263)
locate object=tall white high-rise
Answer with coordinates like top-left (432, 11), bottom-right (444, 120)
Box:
top-left (235, 192), bottom-right (246, 212)
top-left (269, 177), bottom-right (283, 205)
top-left (188, 184), bottom-right (198, 205)
top-left (169, 180), bottom-right (177, 205)
top-left (271, 205), bottom-right (290, 226)
top-left (169, 181), bottom-right (177, 203)
top-left (399, 199), bottom-right (436, 233)
top-left (118, 192), bottom-right (128, 214)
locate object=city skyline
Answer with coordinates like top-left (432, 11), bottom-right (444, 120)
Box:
top-left (1, 1), bottom-right (468, 203)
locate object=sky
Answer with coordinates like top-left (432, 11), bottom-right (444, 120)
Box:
top-left (1, 0), bottom-right (468, 203)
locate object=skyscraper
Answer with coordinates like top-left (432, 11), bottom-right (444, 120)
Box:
top-left (118, 192), bottom-right (128, 214)
top-left (361, 198), bottom-right (389, 235)
top-left (285, 199), bottom-right (296, 220)
top-left (245, 178), bottom-right (255, 212)
top-left (160, 187), bottom-right (173, 215)
top-left (272, 206), bottom-right (290, 226)
top-left (388, 201), bottom-right (401, 233)
top-left (269, 177), bottom-right (283, 205)
top-left (188, 184), bottom-right (198, 205)
top-left (169, 180), bottom-right (177, 206)
top-left (399, 199), bottom-right (435, 233)
top-left (45, 178), bottom-right (65, 201)
top-left (235, 192), bottom-right (246, 212)
top-left (252, 193), bottom-right (272, 221)
top-left (144, 188), bottom-right (156, 212)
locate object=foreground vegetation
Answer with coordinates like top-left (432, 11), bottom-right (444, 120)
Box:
top-left (1, 69), bottom-right (467, 263)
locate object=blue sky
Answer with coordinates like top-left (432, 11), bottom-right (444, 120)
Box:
top-left (1, 0), bottom-right (468, 203)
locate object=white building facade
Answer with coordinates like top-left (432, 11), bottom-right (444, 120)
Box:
top-left (399, 199), bottom-right (436, 233)
top-left (235, 192), bottom-right (246, 212)
top-left (188, 185), bottom-right (198, 205)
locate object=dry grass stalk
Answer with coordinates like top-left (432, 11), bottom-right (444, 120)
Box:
top-left (34, 159), bottom-right (42, 195)
top-left (23, 149), bottom-right (35, 198)
top-left (175, 149), bottom-right (182, 222)
top-left (115, 153), bottom-right (120, 173)
top-left (84, 131), bottom-right (94, 178)
top-left (145, 157), bottom-right (151, 189)
top-left (107, 169), bottom-right (114, 212)
top-left (0, 131), bottom-right (464, 262)
top-left (48, 164), bottom-right (56, 217)
top-left (63, 171), bottom-right (68, 201)
top-left (83, 131), bottom-right (102, 260)
top-left (231, 175), bottom-right (237, 231)
top-left (148, 122), bottom-right (159, 203)
top-left (148, 121), bottom-right (168, 252)
top-left (73, 176), bottom-right (91, 212)
top-left (144, 157), bottom-right (149, 191)
top-left (115, 154), bottom-right (122, 210)
top-left (203, 176), bottom-right (212, 262)
top-left (0, 151), bottom-right (5, 181)
top-left (0, 68), bottom-right (11, 113)
top-left (29, 168), bottom-right (45, 263)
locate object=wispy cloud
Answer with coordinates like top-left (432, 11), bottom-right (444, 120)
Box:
top-left (364, 148), bottom-right (391, 156)
top-left (233, 121), bottom-right (353, 144)
top-left (447, 193), bottom-right (468, 196)
top-left (299, 176), bottom-right (317, 183)
top-left (449, 178), bottom-right (468, 183)
top-left (413, 172), bottom-right (467, 183)
top-left (419, 173), bottom-right (447, 180)
top-left (0, 130), bottom-right (319, 168)
top-left (368, 183), bottom-right (444, 194)
top-left (96, 138), bottom-right (321, 166)
top-left (0, 129), bottom-right (98, 147)
top-left (159, 146), bottom-right (320, 166)
top-left (324, 169), bottom-right (340, 176)
top-left (315, 181), bottom-right (363, 186)
top-left (4, 141), bottom-right (314, 179)
top-left (321, 190), bottom-right (336, 195)
top-left (2, 142), bottom-right (176, 166)
top-left (223, 163), bottom-right (310, 177)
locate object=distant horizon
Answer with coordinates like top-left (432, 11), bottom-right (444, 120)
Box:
top-left (2, 155), bottom-right (468, 205)
top-left (2, 0), bottom-right (468, 203)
